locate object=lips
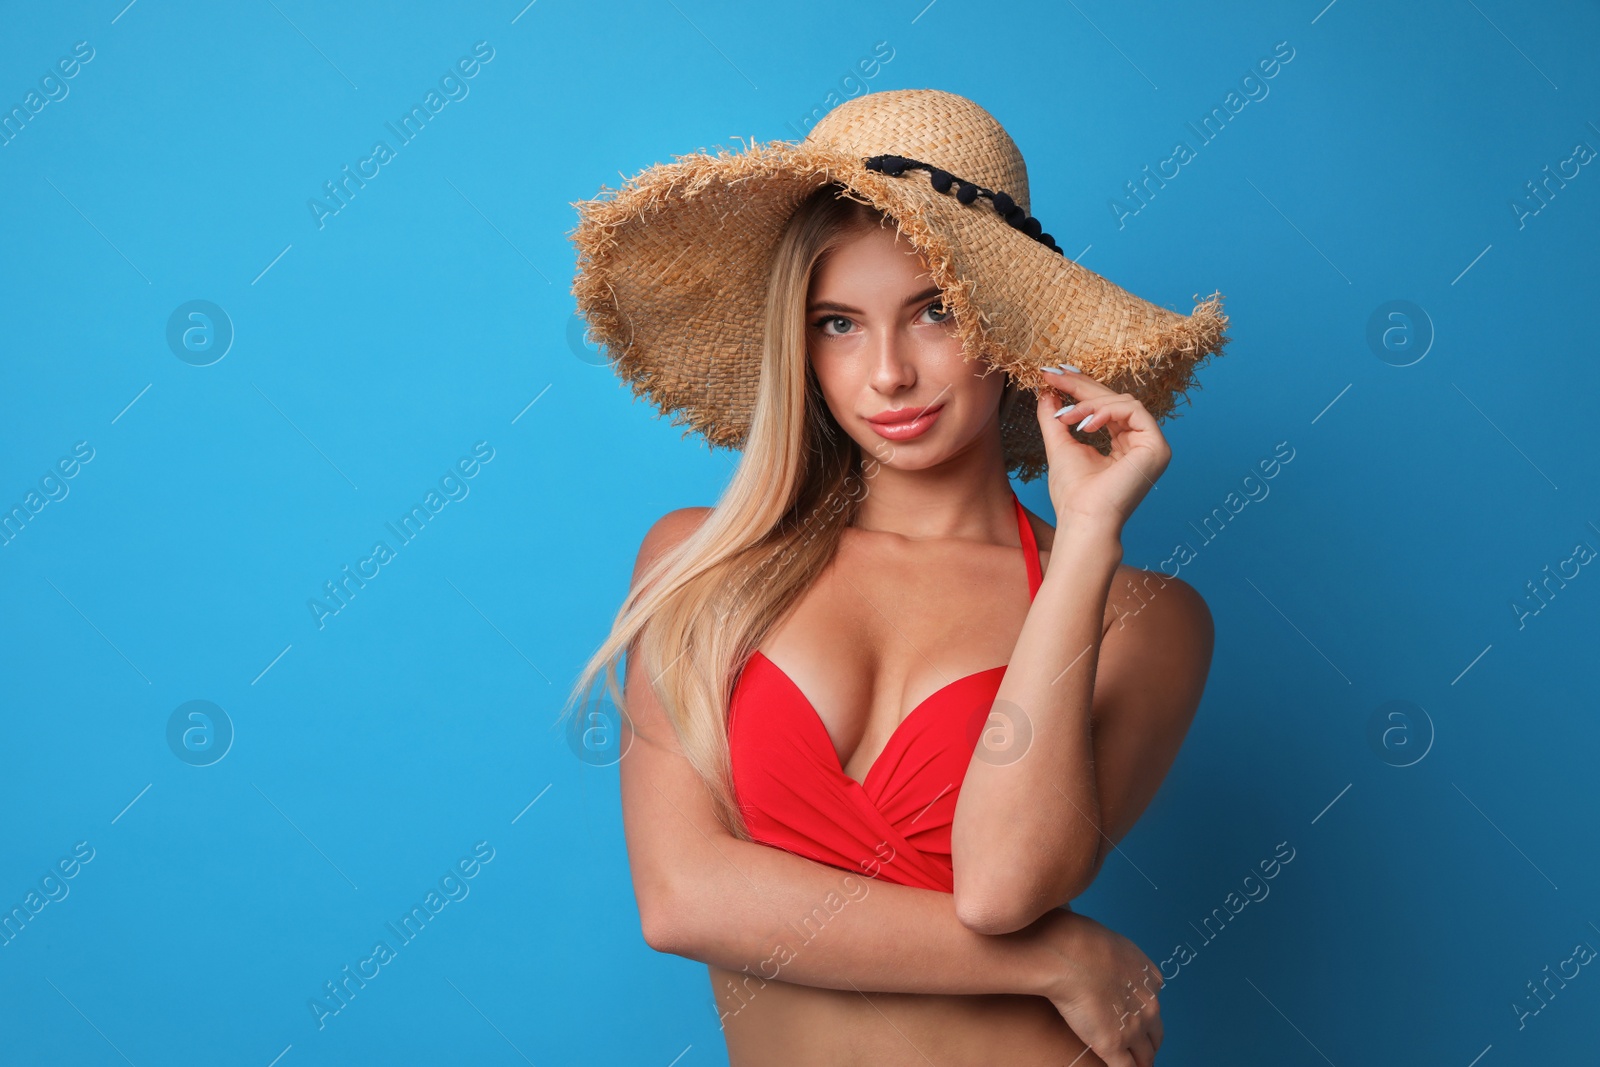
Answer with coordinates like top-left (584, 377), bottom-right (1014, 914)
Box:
top-left (866, 403), bottom-right (945, 426)
top-left (865, 403), bottom-right (944, 441)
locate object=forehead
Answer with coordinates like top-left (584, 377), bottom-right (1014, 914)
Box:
top-left (810, 221), bottom-right (935, 296)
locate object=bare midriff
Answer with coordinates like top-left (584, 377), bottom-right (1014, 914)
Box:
top-left (707, 963), bottom-right (1109, 1066)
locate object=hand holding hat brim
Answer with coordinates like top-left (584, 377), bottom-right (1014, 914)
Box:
top-left (1034, 365), bottom-right (1172, 538)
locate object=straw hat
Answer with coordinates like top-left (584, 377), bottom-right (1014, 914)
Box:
top-left (569, 88), bottom-right (1230, 480)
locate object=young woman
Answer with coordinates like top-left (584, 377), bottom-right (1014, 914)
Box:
top-left (566, 90), bottom-right (1228, 1066)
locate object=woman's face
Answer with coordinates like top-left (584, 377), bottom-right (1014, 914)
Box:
top-left (806, 220), bottom-right (1006, 467)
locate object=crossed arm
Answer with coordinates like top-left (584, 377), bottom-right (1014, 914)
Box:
top-left (953, 529), bottom-right (1215, 934)
top-left (622, 701), bottom-right (1061, 999)
top-left (616, 508), bottom-right (1213, 999)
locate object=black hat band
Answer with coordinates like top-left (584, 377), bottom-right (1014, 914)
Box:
top-left (862, 153), bottom-right (1064, 256)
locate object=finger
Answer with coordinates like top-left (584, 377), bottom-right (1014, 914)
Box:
top-left (1038, 364), bottom-right (1119, 399)
top-left (1134, 985), bottom-right (1162, 1015)
top-left (1035, 390), bottom-right (1109, 454)
top-left (1053, 395), bottom-right (1158, 436)
top-left (1132, 1002), bottom-right (1162, 1058)
top-left (1038, 394), bottom-right (1162, 482)
top-left (1130, 1031), bottom-right (1158, 1067)
top-left (1092, 1042), bottom-right (1137, 1067)
top-left (1125, 993), bottom-right (1161, 1060)
top-left (1040, 388), bottom-right (1138, 417)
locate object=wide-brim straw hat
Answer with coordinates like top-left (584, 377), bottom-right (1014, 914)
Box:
top-left (569, 88), bottom-right (1230, 480)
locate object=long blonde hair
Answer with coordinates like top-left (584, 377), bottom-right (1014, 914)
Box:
top-left (561, 184), bottom-right (1021, 839)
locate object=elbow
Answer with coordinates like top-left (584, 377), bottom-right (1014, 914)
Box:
top-left (954, 891), bottom-right (1034, 936)
top-left (639, 907), bottom-right (682, 954)
top-left (637, 877), bottom-right (695, 955)
top-left (952, 876), bottom-right (1051, 936)
top-left (954, 859), bottom-right (1101, 936)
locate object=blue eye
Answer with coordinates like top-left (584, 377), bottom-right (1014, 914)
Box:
top-left (814, 315), bottom-right (853, 335)
top-left (923, 301), bottom-right (950, 323)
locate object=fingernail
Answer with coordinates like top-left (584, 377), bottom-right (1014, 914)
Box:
top-left (1076, 414), bottom-right (1094, 430)
top-left (1041, 366), bottom-right (1065, 375)
top-left (1059, 364), bottom-right (1082, 374)
top-left (1053, 407), bottom-right (1074, 420)
top-left (1059, 403), bottom-right (1078, 416)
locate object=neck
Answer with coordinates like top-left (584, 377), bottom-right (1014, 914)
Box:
top-left (849, 453), bottom-right (1019, 545)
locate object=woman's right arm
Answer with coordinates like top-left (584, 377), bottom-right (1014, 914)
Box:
top-left (623, 662), bottom-right (1060, 998)
top-left (616, 507), bottom-right (1063, 999)
top-left (615, 510), bottom-right (1168, 1029)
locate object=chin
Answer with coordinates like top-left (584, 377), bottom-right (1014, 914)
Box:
top-left (856, 436), bottom-right (950, 469)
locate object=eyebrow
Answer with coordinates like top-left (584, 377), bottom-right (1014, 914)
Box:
top-left (807, 286), bottom-right (943, 315)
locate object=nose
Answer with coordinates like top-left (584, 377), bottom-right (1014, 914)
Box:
top-left (867, 322), bottom-right (918, 394)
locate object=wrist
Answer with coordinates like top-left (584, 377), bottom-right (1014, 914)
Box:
top-left (1010, 930), bottom-right (1067, 998)
top-left (1012, 906), bottom-right (1087, 998)
top-left (1056, 516), bottom-right (1124, 549)
top-left (1048, 523), bottom-right (1124, 570)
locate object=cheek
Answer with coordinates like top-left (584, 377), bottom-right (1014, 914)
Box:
top-left (950, 369), bottom-right (1008, 428)
top-left (933, 330), bottom-right (988, 383)
top-left (807, 346), bottom-right (845, 386)
top-left (808, 356), bottom-right (866, 416)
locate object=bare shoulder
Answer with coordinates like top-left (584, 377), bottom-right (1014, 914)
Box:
top-left (620, 506), bottom-right (715, 749)
top-left (1022, 505), bottom-right (1210, 640)
top-left (1103, 565), bottom-right (1214, 657)
top-left (1089, 565), bottom-right (1213, 742)
top-left (632, 506), bottom-right (714, 587)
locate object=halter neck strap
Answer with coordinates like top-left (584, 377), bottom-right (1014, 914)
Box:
top-left (1012, 491), bottom-right (1043, 599)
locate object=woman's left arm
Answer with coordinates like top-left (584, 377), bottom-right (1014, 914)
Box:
top-left (951, 371), bottom-right (1216, 935)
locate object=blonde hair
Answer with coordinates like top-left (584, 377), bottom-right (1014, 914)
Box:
top-left (561, 184), bottom-right (1021, 839)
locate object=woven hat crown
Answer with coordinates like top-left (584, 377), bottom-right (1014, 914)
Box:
top-left (805, 90), bottom-right (1032, 215)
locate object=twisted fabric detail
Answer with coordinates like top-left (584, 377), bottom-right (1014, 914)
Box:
top-left (862, 154), bottom-right (1064, 255)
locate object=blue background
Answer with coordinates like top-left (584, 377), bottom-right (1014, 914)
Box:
top-left (3, 0), bottom-right (1597, 1063)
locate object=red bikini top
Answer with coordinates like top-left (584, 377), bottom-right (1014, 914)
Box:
top-left (727, 492), bottom-right (1043, 893)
